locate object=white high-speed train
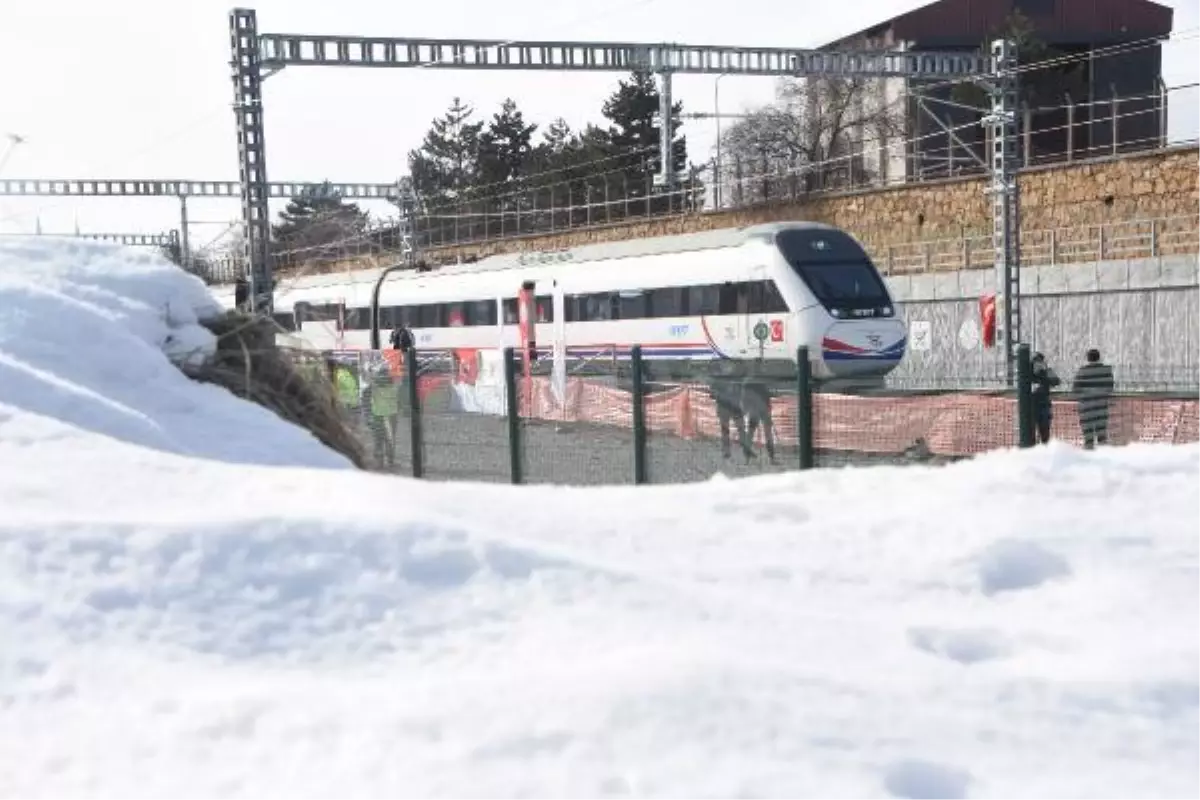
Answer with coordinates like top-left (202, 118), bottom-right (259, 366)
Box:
top-left (211, 221), bottom-right (906, 381)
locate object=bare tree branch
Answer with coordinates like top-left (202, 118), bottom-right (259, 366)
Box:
top-left (718, 73), bottom-right (906, 204)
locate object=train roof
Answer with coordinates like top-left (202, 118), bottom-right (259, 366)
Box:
top-left (257, 219), bottom-right (842, 293)
top-left (443, 219), bottom-right (839, 275)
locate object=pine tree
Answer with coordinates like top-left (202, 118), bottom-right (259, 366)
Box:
top-left (522, 119), bottom-right (615, 225)
top-left (601, 70), bottom-right (688, 212)
top-left (478, 98), bottom-right (538, 193)
top-left (270, 182), bottom-right (369, 255)
top-left (407, 97), bottom-right (485, 209)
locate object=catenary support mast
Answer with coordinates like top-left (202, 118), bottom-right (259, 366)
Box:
top-left (986, 38), bottom-right (1021, 382)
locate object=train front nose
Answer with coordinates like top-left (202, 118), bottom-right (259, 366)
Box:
top-left (817, 320), bottom-right (907, 378)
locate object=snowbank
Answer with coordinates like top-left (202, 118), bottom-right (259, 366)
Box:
top-left (0, 419), bottom-right (1196, 797)
top-left (0, 239), bottom-right (1196, 797)
top-left (0, 239), bottom-right (349, 468)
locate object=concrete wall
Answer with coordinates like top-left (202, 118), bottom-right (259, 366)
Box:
top-left (888, 255), bottom-right (1199, 389)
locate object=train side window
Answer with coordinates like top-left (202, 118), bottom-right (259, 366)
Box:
top-left (618, 290), bottom-right (647, 320)
top-left (466, 299), bottom-right (496, 326)
top-left (718, 283), bottom-right (741, 315)
top-left (687, 284), bottom-right (719, 315)
top-left (342, 307), bottom-right (364, 330)
top-left (536, 295), bottom-right (554, 323)
top-left (583, 293), bottom-right (611, 321)
top-left (648, 287), bottom-right (687, 317)
top-left (748, 280), bottom-right (789, 314)
top-left (415, 304), bottom-right (438, 328)
top-left (271, 312), bottom-right (297, 332)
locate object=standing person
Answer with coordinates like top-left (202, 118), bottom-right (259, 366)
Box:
top-left (707, 360), bottom-right (753, 461)
top-left (390, 323), bottom-right (414, 352)
top-left (1072, 348), bottom-right (1116, 449)
top-left (741, 371), bottom-right (777, 464)
top-left (1030, 352), bottom-right (1061, 445)
top-left (368, 361), bottom-right (400, 469)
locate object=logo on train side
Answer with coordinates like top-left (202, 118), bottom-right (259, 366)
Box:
top-left (866, 333), bottom-right (883, 349)
top-left (669, 324), bottom-right (690, 337)
top-left (518, 250), bottom-right (574, 266)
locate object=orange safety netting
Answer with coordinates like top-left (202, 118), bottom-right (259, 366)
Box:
top-left (516, 376), bottom-right (1198, 458)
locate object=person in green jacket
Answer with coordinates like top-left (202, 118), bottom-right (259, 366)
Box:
top-left (1072, 348), bottom-right (1116, 449)
top-left (368, 364), bottom-right (400, 469)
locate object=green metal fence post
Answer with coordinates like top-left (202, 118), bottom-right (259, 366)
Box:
top-left (630, 345), bottom-right (648, 484)
top-left (796, 346), bottom-right (815, 469)
top-left (1017, 343), bottom-right (1035, 448)
top-left (503, 347), bottom-right (523, 484)
top-left (405, 346), bottom-right (424, 477)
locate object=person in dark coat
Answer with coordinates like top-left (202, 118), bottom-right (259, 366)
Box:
top-left (1071, 348), bottom-right (1116, 449)
top-left (1030, 352), bottom-right (1061, 444)
top-left (390, 324), bottom-right (414, 352)
top-left (707, 359), bottom-right (753, 461)
top-left (741, 373), bottom-right (777, 464)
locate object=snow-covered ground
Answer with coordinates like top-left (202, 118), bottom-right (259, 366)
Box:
top-left (0, 239), bottom-right (1197, 799)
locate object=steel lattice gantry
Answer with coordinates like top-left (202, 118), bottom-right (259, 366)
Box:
top-left (0, 230), bottom-right (179, 247)
top-left (0, 177), bottom-right (401, 280)
top-left (230, 7), bottom-right (1020, 376)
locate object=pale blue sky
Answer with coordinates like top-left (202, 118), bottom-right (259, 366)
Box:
top-left (0, 0), bottom-right (1195, 243)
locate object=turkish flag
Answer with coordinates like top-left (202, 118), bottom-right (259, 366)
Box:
top-left (980, 293), bottom-right (997, 349)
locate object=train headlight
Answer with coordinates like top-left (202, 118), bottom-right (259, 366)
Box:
top-left (831, 308), bottom-right (843, 318)
top-left (881, 306), bottom-right (894, 316)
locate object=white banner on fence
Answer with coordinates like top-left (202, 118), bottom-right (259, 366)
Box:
top-left (452, 350), bottom-right (507, 416)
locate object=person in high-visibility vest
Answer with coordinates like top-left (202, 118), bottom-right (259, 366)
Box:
top-left (369, 365), bottom-right (400, 469)
top-left (333, 363), bottom-right (359, 410)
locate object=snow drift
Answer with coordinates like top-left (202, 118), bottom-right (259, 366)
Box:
top-left (0, 238), bottom-right (349, 468)
top-left (0, 239), bottom-right (1197, 798)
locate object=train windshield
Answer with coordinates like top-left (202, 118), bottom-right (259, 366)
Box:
top-left (775, 229), bottom-right (891, 315)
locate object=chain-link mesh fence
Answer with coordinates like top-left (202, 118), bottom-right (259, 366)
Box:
top-left (323, 350), bottom-right (416, 475)
top-left (642, 358), bottom-right (798, 483)
top-left (518, 348), bottom-right (636, 486)
top-left (286, 346), bottom-right (1199, 484)
top-left (413, 350), bottom-right (513, 483)
top-left (811, 386), bottom-right (1019, 468)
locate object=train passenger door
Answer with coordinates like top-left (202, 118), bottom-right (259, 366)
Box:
top-left (717, 280), bottom-right (751, 359)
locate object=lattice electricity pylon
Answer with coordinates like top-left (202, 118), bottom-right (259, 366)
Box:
top-left (390, 176), bottom-right (417, 266)
top-left (981, 38), bottom-right (1020, 385)
top-left (230, 6), bottom-right (1014, 320)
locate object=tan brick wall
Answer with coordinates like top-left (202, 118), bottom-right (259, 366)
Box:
top-left (307, 146), bottom-right (1198, 275)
